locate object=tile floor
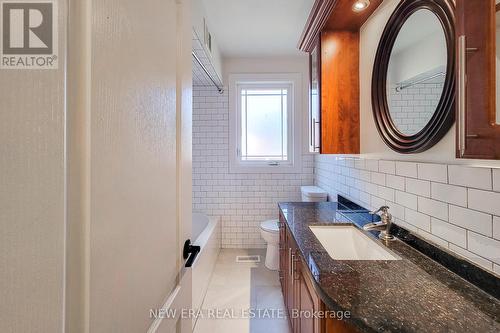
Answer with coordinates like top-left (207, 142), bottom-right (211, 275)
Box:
top-left (193, 249), bottom-right (291, 333)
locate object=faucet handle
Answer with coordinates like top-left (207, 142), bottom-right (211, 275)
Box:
top-left (370, 205), bottom-right (390, 215)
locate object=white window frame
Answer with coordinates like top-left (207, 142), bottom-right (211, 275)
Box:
top-left (229, 73), bottom-right (302, 174)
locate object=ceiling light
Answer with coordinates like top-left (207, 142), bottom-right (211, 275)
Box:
top-left (352, 0), bottom-right (370, 12)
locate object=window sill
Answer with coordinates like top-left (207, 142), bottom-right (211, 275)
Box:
top-left (229, 162), bottom-right (303, 174)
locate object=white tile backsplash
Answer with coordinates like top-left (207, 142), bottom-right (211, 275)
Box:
top-left (395, 190), bottom-right (418, 210)
top-left (395, 161), bottom-right (418, 178)
top-left (448, 165), bottom-right (493, 190)
top-left (468, 189), bottom-right (500, 216)
top-left (378, 186), bottom-right (395, 202)
top-left (406, 178), bottom-right (430, 197)
top-left (405, 208), bottom-right (431, 232)
top-left (431, 183), bottom-right (467, 207)
top-left (315, 155), bottom-right (500, 276)
top-left (448, 205), bottom-right (492, 237)
top-left (417, 163), bottom-right (448, 183)
top-left (431, 217), bottom-right (466, 248)
top-left (467, 232), bottom-right (500, 265)
top-left (494, 216), bottom-right (500, 240)
top-left (386, 174), bottom-right (405, 191)
top-left (365, 159), bottom-right (379, 171)
top-left (379, 160), bottom-right (396, 175)
top-left (493, 169), bottom-right (500, 192)
top-left (192, 86), bottom-right (314, 248)
top-left (371, 172), bottom-right (386, 186)
top-left (418, 197), bottom-right (448, 221)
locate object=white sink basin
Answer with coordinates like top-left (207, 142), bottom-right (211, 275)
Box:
top-left (309, 225), bottom-right (401, 261)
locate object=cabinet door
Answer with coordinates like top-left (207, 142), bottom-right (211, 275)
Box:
top-left (298, 258), bottom-right (323, 333)
top-left (309, 39), bottom-right (321, 153)
top-left (457, 0), bottom-right (500, 159)
top-left (320, 31), bottom-right (360, 154)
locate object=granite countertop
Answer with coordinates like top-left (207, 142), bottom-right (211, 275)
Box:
top-left (279, 201), bottom-right (500, 333)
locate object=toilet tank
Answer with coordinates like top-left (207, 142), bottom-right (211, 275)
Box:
top-left (301, 186), bottom-right (328, 202)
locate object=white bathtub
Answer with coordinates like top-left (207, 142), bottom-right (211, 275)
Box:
top-left (192, 213), bottom-right (220, 327)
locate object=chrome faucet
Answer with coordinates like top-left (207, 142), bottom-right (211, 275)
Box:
top-left (363, 206), bottom-right (395, 241)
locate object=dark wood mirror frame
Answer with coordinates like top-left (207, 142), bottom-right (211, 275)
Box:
top-left (372, 0), bottom-right (456, 154)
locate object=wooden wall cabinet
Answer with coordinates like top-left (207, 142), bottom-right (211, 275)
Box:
top-left (456, 0), bottom-right (500, 159)
top-left (305, 29), bottom-right (360, 154)
top-left (279, 214), bottom-right (359, 333)
top-left (301, 0), bottom-right (382, 154)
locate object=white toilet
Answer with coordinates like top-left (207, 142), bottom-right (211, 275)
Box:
top-left (260, 186), bottom-right (328, 270)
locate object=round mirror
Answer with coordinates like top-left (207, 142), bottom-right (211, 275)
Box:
top-left (372, 0), bottom-right (455, 153)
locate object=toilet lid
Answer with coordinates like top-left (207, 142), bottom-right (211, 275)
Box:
top-left (260, 219), bottom-right (279, 232)
top-left (301, 186), bottom-right (328, 198)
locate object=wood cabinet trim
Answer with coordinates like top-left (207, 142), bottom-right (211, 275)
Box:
top-left (298, 0), bottom-right (337, 52)
top-left (298, 0), bottom-right (383, 52)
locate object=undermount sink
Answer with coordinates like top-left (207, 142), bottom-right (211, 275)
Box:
top-left (309, 226), bottom-right (401, 261)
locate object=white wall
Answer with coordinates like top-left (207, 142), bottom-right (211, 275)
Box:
top-left (387, 10), bottom-right (447, 84)
top-left (0, 1), bottom-right (67, 332)
top-left (388, 34), bottom-right (446, 84)
top-left (223, 56), bottom-right (312, 149)
top-left (192, 56), bottom-right (315, 248)
top-left (192, 0), bottom-right (223, 80)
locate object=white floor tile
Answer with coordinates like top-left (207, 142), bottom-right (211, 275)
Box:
top-left (195, 249), bottom-right (289, 333)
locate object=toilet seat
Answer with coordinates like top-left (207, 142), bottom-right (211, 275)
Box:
top-left (260, 219), bottom-right (279, 233)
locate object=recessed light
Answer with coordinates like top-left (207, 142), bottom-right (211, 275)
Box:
top-left (352, 0), bottom-right (370, 12)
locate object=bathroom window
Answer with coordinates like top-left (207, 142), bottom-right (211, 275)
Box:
top-left (229, 73), bottom-right (302, 173)
top-left (239, 87), bottom-right (290, 162)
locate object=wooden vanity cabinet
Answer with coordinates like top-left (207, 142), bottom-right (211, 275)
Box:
top-left (279, 213), bottom-right (359, 333)
top-left (456, 0), bottom-right (500, 159)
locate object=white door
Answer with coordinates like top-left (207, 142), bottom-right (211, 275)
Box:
top-left (1, 0), bottom-right (192, 332)
top-left (83, 0), bottom-right (193, 332)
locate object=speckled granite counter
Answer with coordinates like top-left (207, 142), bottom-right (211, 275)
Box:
top-left (279, 201), bottom-right (500, 333)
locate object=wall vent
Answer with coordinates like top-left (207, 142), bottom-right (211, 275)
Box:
top-left (235, 255), bottom-right (261, 263)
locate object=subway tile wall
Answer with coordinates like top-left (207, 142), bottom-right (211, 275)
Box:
top-left (192, 86), bottom-right (314, 248)
top-left (315, 155), bottom-right (500, 276)
top-left (388, 81), bottom-right (443, 135)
